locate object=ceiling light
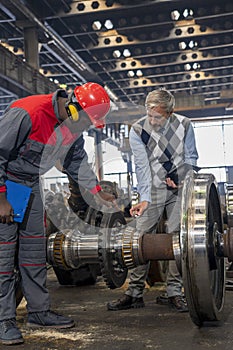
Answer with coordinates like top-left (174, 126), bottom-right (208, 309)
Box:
top-left (104, 19), bottom-right (114, 30)
top-left (113, 50), bottom-right (121, 58)
top-left (184, 64), bottom-right (191, 71)
top-left (183, 8), bottom-right (193, 18)
top-left (171, 10), bottom-right (180, 21)
top-left (193, 63), bottom-right (200, 70)
top-left (136, 70), bottom-right (143, 77)
top-left (123, 49), bottom-right (131, 57)
top-left (92, 21), bottom-right (102, 30)
top-left (189, 40), bottom-right (198, 49)
top-left (179, 41), bottom-right (186, 50)
top-left (127, 70), bottom-right (135, 77)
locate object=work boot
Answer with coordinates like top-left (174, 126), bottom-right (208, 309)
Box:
top-left (168, 295), bottom-right (188, 313)
top-left (107, 294), bottom-right (145, 311)
top-left (0, 318), bottom-right (24, 345)
top-left (156, 293), bottom-right (169, 305)
top-left (27, 310), bottom-right (75, 329)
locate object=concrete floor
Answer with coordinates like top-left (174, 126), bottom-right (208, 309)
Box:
top-left (14, 268), bottom-right (233, 350)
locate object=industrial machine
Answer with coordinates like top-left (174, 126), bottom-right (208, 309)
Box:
top-left (45, 178), bottom-right (127, 287)
top-left (46, 171), bottom-right (233, 327)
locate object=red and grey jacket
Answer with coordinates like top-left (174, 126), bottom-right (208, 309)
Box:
top-left (0, 90), bottom-right (101, 194)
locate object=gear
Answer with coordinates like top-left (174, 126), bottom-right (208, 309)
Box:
top-left (98, 212), bottom-right (128, 289)
top-left (52, 231), bottom-right (69, 269)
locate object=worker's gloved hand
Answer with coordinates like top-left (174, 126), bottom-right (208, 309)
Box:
top-left (0, 193), bottom-right (14, 223)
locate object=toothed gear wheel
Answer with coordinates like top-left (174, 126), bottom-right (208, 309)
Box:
top-left (98, 212), bottom-right (128, 289)
top-left (52, 231), bottom-right (69, 269)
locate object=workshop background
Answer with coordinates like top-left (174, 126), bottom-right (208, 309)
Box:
top-left (1, 1), bottom-right (233, 349)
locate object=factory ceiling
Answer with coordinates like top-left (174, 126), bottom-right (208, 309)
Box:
top-left (0, 0), bottom-right (233, 120)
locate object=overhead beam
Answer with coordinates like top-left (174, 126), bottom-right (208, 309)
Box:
top-left (54, 0), bottom-right (169, 17)
top-left (86, 27), bottom-right (233, 51)
top-left (116, 72), bottom-right (233, 91)
top-left (0, 44), bottom-right (57, 97)
top-left (1, 0), bottom-right (102, 84)
top-left (102, 51), bottom-right (233, 73)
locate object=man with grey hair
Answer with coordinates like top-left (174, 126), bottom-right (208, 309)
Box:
top-left (107, 88), bottom-right (199, 312)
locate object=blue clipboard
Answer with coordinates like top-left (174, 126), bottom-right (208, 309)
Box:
top-left (6, 180), bottom-right (32, 223)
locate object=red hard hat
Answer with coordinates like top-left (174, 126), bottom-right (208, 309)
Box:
top-left (73, 82), bottom-right (110, 128)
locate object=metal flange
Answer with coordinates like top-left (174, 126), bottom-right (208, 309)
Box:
top-left (98, 211), bottom-right (128, 289)
top-left (180, 172), bottom-right (225, 326)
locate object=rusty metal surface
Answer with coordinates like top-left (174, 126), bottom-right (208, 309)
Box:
top-left (140, 233), bottom-right (174, 262)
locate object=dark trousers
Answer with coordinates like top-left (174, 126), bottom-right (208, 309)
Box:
top-left (0, 179), bottom-right (50, 321)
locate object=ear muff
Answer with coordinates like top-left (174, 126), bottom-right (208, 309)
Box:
top-left (65, 103), bottom-right (79, 122)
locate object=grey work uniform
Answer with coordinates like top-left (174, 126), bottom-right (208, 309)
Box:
top-left (0, 91), bottom-right (99, 320)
